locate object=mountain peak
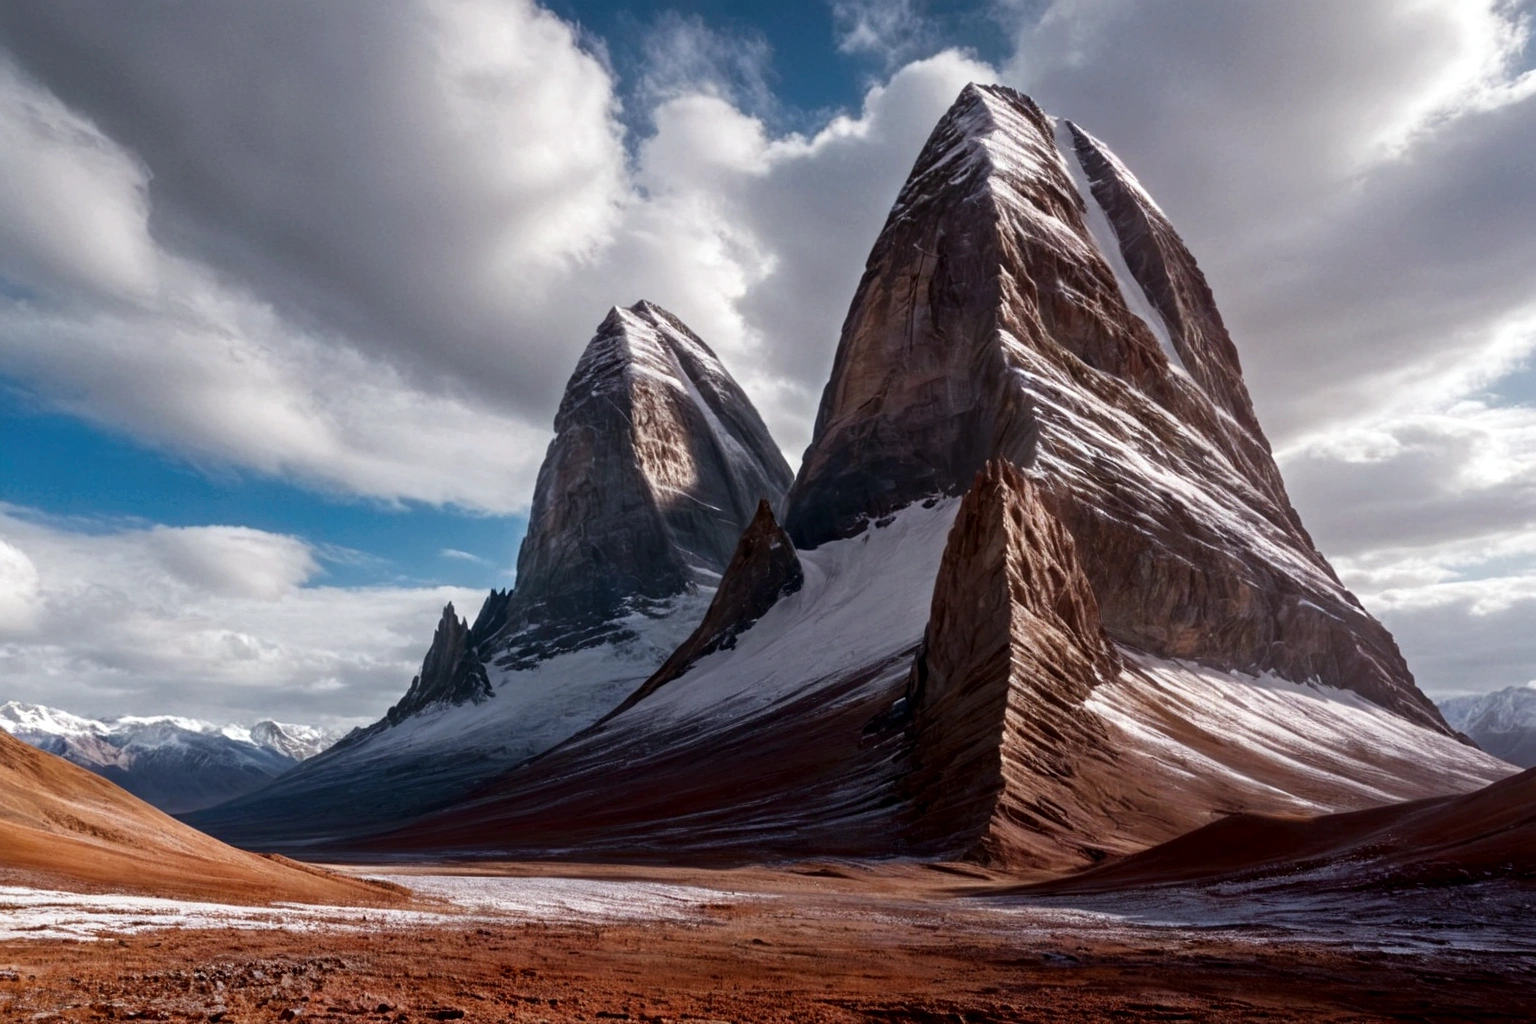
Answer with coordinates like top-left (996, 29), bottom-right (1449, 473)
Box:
top-left (188, 303), bottom-right (795, 845)
top-left (501, 301), bottom-right (792, 665)
top-left (384, 602), bottom-right (490, 724)
top-left (784, 82), bottom-right (1444, 728)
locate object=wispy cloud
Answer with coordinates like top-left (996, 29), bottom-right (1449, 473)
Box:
top-left (439, 548), bottom-right (490, 565)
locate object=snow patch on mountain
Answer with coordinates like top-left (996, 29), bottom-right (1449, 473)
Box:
top-left (1051, 118), bottom-right (1187, 375)
top-left (0, 702), bottom-right (343, 813)
top-left (1091, 656), bottom-right (1513, 814)
top-left (1438, 686), bottom-right (1536, 767)
top-left (615, 496), bottom-right (959, 727)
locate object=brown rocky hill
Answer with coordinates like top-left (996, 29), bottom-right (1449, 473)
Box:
top-left (0, 729), bottom-right (402, 905)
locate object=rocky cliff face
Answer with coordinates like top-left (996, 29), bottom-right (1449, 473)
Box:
top-left (784, 83), bottom-right (1442, 731)
top-left (487, 301), bottom-right (793, 670)
top-left (902, 461), bottom-right (1120, 868)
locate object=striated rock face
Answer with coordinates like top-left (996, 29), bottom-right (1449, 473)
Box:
top-left (897, 460), bottom-right (1142, 872)
top-left (611, 499), bottom-right (803, 717)
top-left (488, 300), bottom-right (794, 669)
top-left (1062, 120), bottom-right (1270, 452)
top-left (902, 461), bottom-right (1120, 869)
top-left (783, 83), bottom-right (1443, 731)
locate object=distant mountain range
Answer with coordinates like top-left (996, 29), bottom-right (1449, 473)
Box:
top-left (0, 702), bottom-right (342, 813)
top-left (1439, 686), bottom-right (1536, 767)
top-left (188, 83), bottom-right (1515, 865)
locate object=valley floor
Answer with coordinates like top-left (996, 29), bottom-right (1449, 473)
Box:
top-left (1, 862), bottom-right (1532, 1022)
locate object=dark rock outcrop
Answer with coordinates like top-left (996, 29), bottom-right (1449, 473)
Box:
top-left (782, 83), bottom-right (1444, 731)
top-left (384, 603), bottom-right (491, 726)
top-left (610, 500), bottom-right (803, 717)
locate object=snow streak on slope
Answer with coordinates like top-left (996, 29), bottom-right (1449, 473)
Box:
top-left (1051, 119), bottom-right (1186, 375)
top-left (1089, 654), bottom-right (1515, 814)
top-left (620, 497), bottom-right (959, 726)
top-left (368, 499), bottom-right (963, 859)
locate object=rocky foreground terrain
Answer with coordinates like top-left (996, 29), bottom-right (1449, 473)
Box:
top-left (2, 861), bottom-right (1533, 1023)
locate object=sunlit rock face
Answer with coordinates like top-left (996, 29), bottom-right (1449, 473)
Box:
top-left (187, 302), bottom-right (792, 846)
top-left (784, 83), bottom-right (1443, 731)
top-left (494, 300), bottom-right (795, 669)
top-left (902, 460), bottom-right (1123, 870)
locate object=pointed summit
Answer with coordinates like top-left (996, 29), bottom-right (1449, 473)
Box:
top-left (187, 303), bottom-right (792, 847)
top-left (383, 602), bottom-right (490, 725)
top-left (784, 82), bottom-right (1442, 729)
top-left (498, 300), bottom-right (793, 665)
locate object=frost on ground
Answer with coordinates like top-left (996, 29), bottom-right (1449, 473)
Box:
top-left (981, 876), bottom-right (1536, 956)
top-left (0, 886), bottom-right (457, 942)
top-left (366, 874), bottom-right (764, 923)
top-left (0, 875), bottom-right (760, 942)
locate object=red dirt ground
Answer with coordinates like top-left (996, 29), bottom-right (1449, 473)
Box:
top-left (2, 861), bottom-right (1533, 1023)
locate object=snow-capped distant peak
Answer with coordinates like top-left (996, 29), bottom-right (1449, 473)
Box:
top-left (251, 720), bottom-right (343, 761)
top-left (0, 701), bottom-right (339, 760)
top-left (0, 701), bottom-right (111, 738)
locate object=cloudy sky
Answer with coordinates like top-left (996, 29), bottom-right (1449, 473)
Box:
top-left (1, 0), bottom-right (1533, 727)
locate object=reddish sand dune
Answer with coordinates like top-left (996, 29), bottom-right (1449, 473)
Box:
top-left (1013, 766), bottom-right (1536, 895)
top-left (0, 730), bottom-right (403, 905)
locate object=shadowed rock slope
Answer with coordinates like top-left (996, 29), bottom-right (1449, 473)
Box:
top-left (187, 302), bottom-right (791, 848)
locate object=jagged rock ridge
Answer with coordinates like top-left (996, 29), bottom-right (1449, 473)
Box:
top-left (610, 499), bottom-right (803, 718)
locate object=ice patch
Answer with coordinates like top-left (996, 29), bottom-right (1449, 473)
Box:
top-left (0, 875), bottom-right (760, 942)
top-left (1051, 119), bottom-right (1187, 377)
